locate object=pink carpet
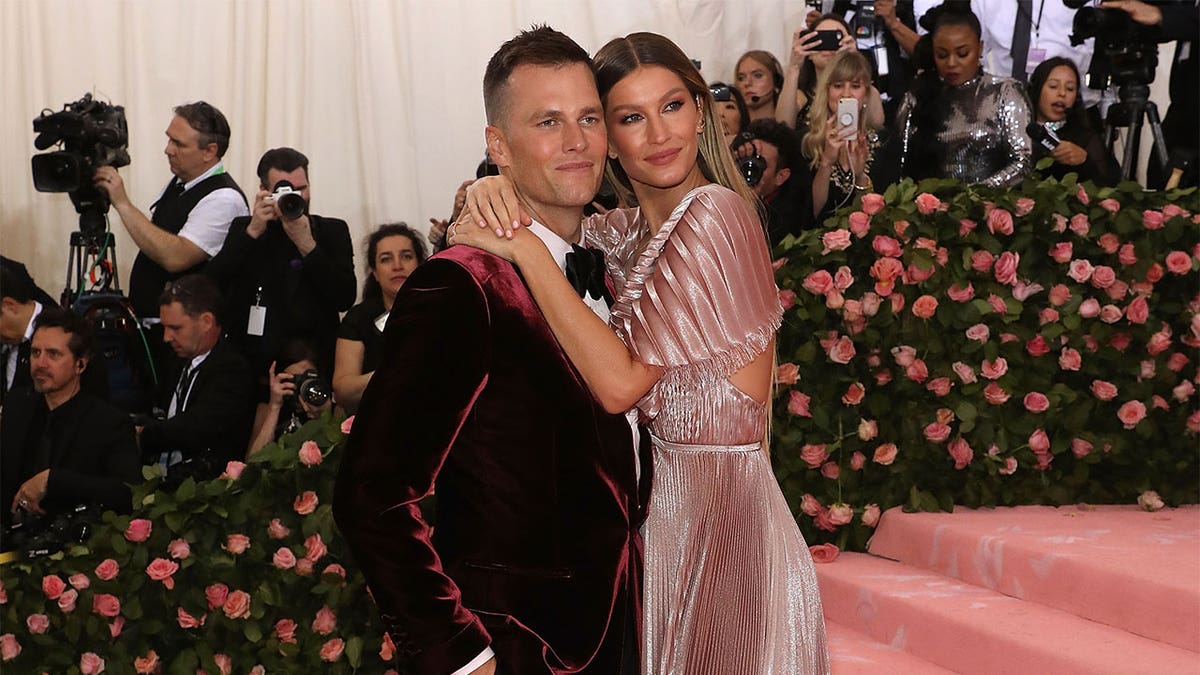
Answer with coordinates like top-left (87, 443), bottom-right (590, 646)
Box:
top-left (819, 505), bottom-right (1200, 674)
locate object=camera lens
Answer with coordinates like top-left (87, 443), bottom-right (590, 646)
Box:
top-left (277, 192), bottom-right (306, 220)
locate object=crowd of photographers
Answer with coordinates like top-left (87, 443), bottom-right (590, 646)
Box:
top-left (2, 0), bottom-right (1196, 553)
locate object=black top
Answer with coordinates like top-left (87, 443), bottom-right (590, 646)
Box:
top-left (206, 213), bottom-right (356, 378)
top-left (796, 128), bottom-right (901, 228)
top-left (337, 297), bottom-right (388, 376)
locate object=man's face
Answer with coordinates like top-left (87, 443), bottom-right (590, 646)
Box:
top-left (264, 167), bottom-right (311, 205)
top-left (163, 115), bottom-right (217, 182)
top-left (30, 327), bottom-right (83, 397)
top-left (0, 298), bottom-right (27, 344)
top-left (752, 139), bottom-right (789, 200)
top-left (487, 62), bottom-right (606, 221)
top-left (160, 301), bottom-right (210, 359)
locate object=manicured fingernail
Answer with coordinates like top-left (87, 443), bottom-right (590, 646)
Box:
top-left (495, 228), bottom-right (503, 237)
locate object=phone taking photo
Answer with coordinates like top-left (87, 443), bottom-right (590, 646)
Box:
top-left (837, 97), bottom-right (859, 141)
top-left (801, 29), bottom-right (843, 51)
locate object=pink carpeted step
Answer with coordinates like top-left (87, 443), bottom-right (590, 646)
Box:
top-left (826, 620), bottom-right (956, 674)
top-left (817, 552), bottom-right (1200, 675)
top-left (866, 505), bottom-right (1200, 652)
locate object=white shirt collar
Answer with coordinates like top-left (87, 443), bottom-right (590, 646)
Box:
top-left (525, 220), bottom-right (584, 274)
top-left (181, 162), bottom-right (226, 191)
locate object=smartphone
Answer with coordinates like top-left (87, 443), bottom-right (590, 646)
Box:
top-left (837, 98), bottom-right (859, 141)
top-left (801, 29), bottom-right (843, 51)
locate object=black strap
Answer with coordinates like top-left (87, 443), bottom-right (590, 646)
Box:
top-left (1011, 0), bottom-right (1034, 83)
top-left (564, 245), bottom-right (614, 307)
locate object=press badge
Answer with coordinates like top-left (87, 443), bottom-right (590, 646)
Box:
top-left (875, 45), bottom-right (889, 77)
top-left (248, 286), bottom-right (266, 337)
top-left (1027, 48), bottom-right (1047, 75)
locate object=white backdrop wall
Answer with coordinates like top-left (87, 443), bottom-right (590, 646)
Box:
top-left (1, 0), bottom-right (806, 300)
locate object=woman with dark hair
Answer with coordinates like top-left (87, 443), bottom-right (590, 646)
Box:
top-left (1027, 57), bottom-right (1120, 185)
top-left (897, 4), bottom-right (1033, 186)
top-left (332, 223), bottom-right (427, 413)
top-left (708, 81), bottom-right (750, 143)
top-left (247, 338), bottom-right (334, 456)
top-left (454, 32), bottom-right (829, 674)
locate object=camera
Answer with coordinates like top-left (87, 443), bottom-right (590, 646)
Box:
top-left (854, 2), bottom-right (877, 41)
top-left (1067, 1), bottom-right (1158, 88)
top-left (5, 503), bottom-right (102, 558)
top-left (31, 93), bottom-right (131, 234)
top-left (288, 369), bottom-right (331, 408)
top-left (270, 180), bottom-right (307, 220)
top-left (731, 131), bottom-right (767, 188)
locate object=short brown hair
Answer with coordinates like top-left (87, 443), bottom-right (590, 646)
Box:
top-left (173, 101), bottom-right (232, 157)
top-left (482, 25), bottom-right (592, 127)
top-left (159, 273), bottom-right (224, 324)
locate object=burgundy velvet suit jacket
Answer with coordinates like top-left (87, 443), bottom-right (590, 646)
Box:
top-left (334, 246), bottom-right (648, 674)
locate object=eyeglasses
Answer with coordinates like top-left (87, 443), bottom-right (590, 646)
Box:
top-left (709, 84), bottom-right (733, 102)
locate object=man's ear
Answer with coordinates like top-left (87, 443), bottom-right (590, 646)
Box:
top-left (200, 311), bottom-right (217, 333)
top-left (201, 143), bottom-right (220, 164)
top-left (775, 166), bottom-right (792, 188)
top-left (76, 357), bottom-right (88, 373)
top-left (485, 126), bottom-right (510, 169)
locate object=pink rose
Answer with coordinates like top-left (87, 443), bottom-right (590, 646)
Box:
top-left (833, 266), bottom-right (855, 291)
top-left (889, 293), bottom-right (906, 314)
top-left (1015, 197), bottom-right (1036, 216)
top-left (305, 533), bottom-right (328, 563)
top-left (224, 534), bottom-right (250, 555)
top-left (1038, 308), bottom-right (1060, 326)
top-left (1099, 198), bottom-right (1120, 214)
top-left (923, 423), bottom-right (951, 443)
top-left (1097, 233), bottom-right (1121, 254)
top-left (168, 538), bottom-right (190, 560)
top-left (861, 193), bottom-right (885, 215)
top-left (1090, 265), bottom-right (1116, 289)
top-left (775, 363), bottom-right (800, 385)
top-left (828, 503), bottom-right (853, 526)
top-left (799, 494), bottom-right (822, 517)
top-left (1174, 380), bottom-right (1196, 402)
top-left (42, 575), bottom-right (66, 600)
top-left (1142, 209), bottom-right (1165, 229)
top-left (800, 444), bottom-right (829, 469)
top-left (223, 590), bottom-right (251, 620)
top-left (1049, 242), bottom-right (1074, 263)
top-left (987, 208), bottom-right (1014, 235)
top-left (848, 210), bottom-right (872, 237)
top-left (1100, 304), bottom-right (1123, 323)
top-left (872, 235), bottom-right (903, 258)
top-left (294, 491), bottom-right (319, 515)
top-left (861, 292), bottom-right (882, 316)
top-left (803, 270), bottom-right (834, 295)
top-left (108, 616), bottom-right (124, 638)
top-left (870, 257), bottom-right (904, 295)
top-left (26, 613), bottom-right (49, 634)
top-left (1146, 262), bottom-right (1165, 283)
top-left (1162, 204), bottom-right (1187, 219)
top-left (947, 437), bottom-right (973, 469)
top-left (873, 443), bottom-right (899, 465)
top-left (915, 192), bottom-right (943, 214)
top-left (1029, 429), bottom-right (1051, 453)
top-left (987, 294), bottom-right (1008, 314)
top-left (952, 361), bottom-right (977, 384)
top-left (381, 633), bottom-right (397, 661)
top-left (1079, 298), bottom-right (1101, 318)
top-left (340, 415), bottom-right (355, 434)
top-left (95, 559), bottom-right (119, 581)
top-left (298, 440), bottom-right (323, 466)
top-left (320, 638), bottom-right (346, 663)
top-left (894, 219), bottom-right (910, 237)
top-left (926, 377), bottom-right (952, 396)
top-left (1118, 243), bottom-right (1138, 266)
top-left (778, 289), bottom-right (796, 310)
top-left (80, 652), bottom-right (105, 675)
top-left (905, 359), bottom-right (929, 383)
top-left (1048, 284), bottom-right (1071, 306)
top-left (787, 390), bottom-right (812, 417)
top-left (857, 419), bottom-right (879, 441)
top-left (912, 295), bottom-right (938, 319)
top-left (134, 651), bottom-right (160, 675)
top-left (267, 518), bottom-right (291, 540)
top-left (1138, 490), bottom-right (1165, 511)
top-left (1052, 213), bottom-right (1068, 232)
top-left (1069, 213), bottom-right (1090, 236)
top-left (92, 593), bottom-right (121, 618)
top-left (1166, 351), bottom-right (1189, 371)
top-left (994, 251), bottom-right (1019, 285)
top-left (842, 383), bottom-right (865, 405)
top-left (1026, 335), bottom-right (1051, 356)
top-left (1058, 348), bottom-right (1082, 371)
top-left (959, 218), bottom-right (978, 236)
top-left (176, 607), bottom-right (206, 628)
top-left (323, 564), bottom-right (347, 580)
top-left (965, 324), bottom-right (989, 342)
top-left (891, 345), bottom-right (916, 367)
top-left (849, 452), bottom-right (867, 471)
top-left (1166, 251), bottom-right (1193, 274)
top-left (875, 369), bottom-right (893, 386)
top-left (809, 543), bottom-right (840, 563)
top-left (146, 558), bottom-right (179, 590)
top-left (981, 357), bottom-right (1008, 380)
top-left (825, 289), bottom-right (845, 309)
top-left (983, 382), bottom-right (1011, 405)
top-left (827, 336), bottom-right (856, 364)
top-left (1071, 438), bottom-right (1094, 458)
top-left (971, 249), bottom-right (994, 273)
top-left (947, 283), bottom-right (975, 302)
top-left (1024, 392), bottom-right (1050, 413)
top-left (273, 547), bottom-right (297, 570)
top-left (0, 634), bottom-right (20, 661)
top-left (312, 605), bottom-right (337, 636)
top-left (206, 583), bottom-right (229, 610)
top-left (67, 573), bottom-right (89, 590)
top-left (820, 461), bottom-right (840, 479)
top-left (1125, 296), bottom-right (1149, 325)
top-left (1083, 335), bottom-right (1099, 352)
top-left (275, 618), bottom-right (298, 643)
top-left (57, 588), bottom-right (78, 613)
top-left (124, 518), bottom-right (152, 543)
top-left (1191, 411), bottom-right (1200, 434)
top-left (862, 504), bottom-right (881, 528)
top-left (1117, 400), bottom-right (1147, 429)
top-left (1090, 380), bottom-right (1119, 401)
top-left (821, 229), bottom-right (853, 253)
top-left (1000, 457), bottom-right (1018, 475)
top-left (220, 461), bottom-right (246, 480)
top-left (213, 654), bottom-right (232, 675)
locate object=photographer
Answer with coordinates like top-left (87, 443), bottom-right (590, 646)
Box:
top-left (139, 275), bottom-right (255, 479)
top-left (0, 307), bottom-right (139, 539)
top-left (737, 120), bottom-right (808, 246)
top-left (247, 339), bottom-right (334, 456)
top-left (206, 148), bottom-right (356, 381)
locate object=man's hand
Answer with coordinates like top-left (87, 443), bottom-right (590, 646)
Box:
top-left (1100, 0), bottom-right (1163, 26)
top-left (281, 212), bottom-right (317, 256)
top-left (93, 166), bottom-right (131, 208)
top-left (247, 189), bottom-right (276, 238)
top-left (470, 658), bottom-right (497, 675)
top-left (12, 469), bottom-right (50, 515)
top-left (876, 0), bottom-right (897, 22)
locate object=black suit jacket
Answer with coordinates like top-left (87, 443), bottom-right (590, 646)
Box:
top-left (139, 338), bottom-right (255, 473)
top-left (0, 389), bottom-right (140, 532)
top-left (334, 246), bottom-right (649, 675)
top-left (206, 213), bottom-right (356, 377)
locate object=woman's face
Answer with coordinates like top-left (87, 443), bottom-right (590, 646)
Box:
top-left (932, 23), bottom-right (983, 85)
top-left (371, 234), bottom-right (419, 301)
top-left (735, 56), bottom-right (776, 111)
top-left (717, 100), bottom-right (744, 138)
top-left (826, 76), bottom-right (868, 115)
top-left (812, 19), bottom-right (848, 71)
top-left (1038, 65), bottom-right (1078, 123)
top-left (606, 65), bottom-right (705, 196)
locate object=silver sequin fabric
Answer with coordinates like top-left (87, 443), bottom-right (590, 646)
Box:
top-left (587, 184), bottom-right (830, 675)
top-left (898, 72), bottom-right (1033, 187)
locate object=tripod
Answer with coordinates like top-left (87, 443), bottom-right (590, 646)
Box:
top-left (1104, 83), bottom-right (1169, 183)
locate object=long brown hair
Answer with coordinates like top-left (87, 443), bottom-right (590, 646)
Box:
top-left (593, 32), bottom-right (761, 214)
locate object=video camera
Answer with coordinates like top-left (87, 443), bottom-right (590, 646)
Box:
top-left (5, 503), bottom-right (103, 559)
top-left (1066, 0), bottom-right (1158, 88)
top-left (731, 131), bottom-right (767, 188)
top-left (31, 93), bottom-right (130, 235)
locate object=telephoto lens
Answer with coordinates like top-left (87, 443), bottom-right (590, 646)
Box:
top-left (271, 180), bottom-right (307, 220)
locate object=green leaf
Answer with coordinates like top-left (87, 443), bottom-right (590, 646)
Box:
top-left (346, 635), bottom-right (365, 668)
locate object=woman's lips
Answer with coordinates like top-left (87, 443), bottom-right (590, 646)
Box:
top-left (645, 148), bottom-right (681, 166)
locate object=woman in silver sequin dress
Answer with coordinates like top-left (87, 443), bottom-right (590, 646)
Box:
top-left (897, 4), bottom-right (1033, 187)
top-left (455, 32), bottom-right (830, 675)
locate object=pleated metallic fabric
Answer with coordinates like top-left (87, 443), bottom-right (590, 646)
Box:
top-left (587, 184), bottom-right (830, 674)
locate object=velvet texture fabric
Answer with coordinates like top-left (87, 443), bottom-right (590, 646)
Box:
top-left (334, 246), bottom-right (647, 674)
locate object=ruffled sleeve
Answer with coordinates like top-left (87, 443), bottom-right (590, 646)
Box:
top-left (612, 184), bottom-right (782, 380)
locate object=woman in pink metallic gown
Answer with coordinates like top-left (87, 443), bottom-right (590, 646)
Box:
top-left (453, 32), bottom-right (829, 674)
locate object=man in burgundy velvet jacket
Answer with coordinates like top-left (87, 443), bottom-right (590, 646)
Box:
top-left (333, 26), bottom-right (647, 675)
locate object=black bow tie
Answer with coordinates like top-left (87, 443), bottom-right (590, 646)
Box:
top-left (564, 245), bottom-right (613, 307)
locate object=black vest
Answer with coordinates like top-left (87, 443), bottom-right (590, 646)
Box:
top-left (128, 172), bottom-right (246, 318)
